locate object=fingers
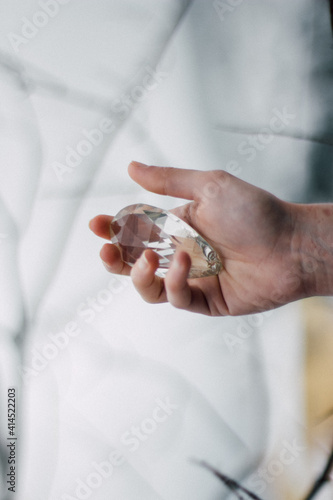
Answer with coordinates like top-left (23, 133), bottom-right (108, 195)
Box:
top-left (131, 250), bottom-right (212, 315)
top-left (165, 252), bottom-right (212, 315)
top-left (131, 250), bottom-right (166, 303)
top-left (90, 215), bottom-right (133, 275)
top-left (90, 210), bottom-right (214, 314)
top-left (164, 251), bottom-right (192, 308)
top-left (89, 215), bottom-right (113, 240)
top-left (128, 161), bottom-right (207, 201)
top-left (98, 243), bottom-right (214, 314)
top-left (100, 243), bottom-right (132, 276)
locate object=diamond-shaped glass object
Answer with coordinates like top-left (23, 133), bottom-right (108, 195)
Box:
top-left (110, 204), bottom-right (222, 278)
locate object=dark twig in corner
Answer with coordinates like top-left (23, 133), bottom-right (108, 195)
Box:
top-left (195, 443), bottom-right (333, 500)
top-left (193, 459), bottom-right (264, 500)
top-left (304, 446), bottom-right (333, 500)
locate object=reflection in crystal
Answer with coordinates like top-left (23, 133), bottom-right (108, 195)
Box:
top-left (110, 204), bottom-right (222, 278)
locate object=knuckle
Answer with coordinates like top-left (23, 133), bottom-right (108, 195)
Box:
top-left (130, 268), bottom-right (146, 288)
top-left (132, 280), bottom-right (156, 303)
top-left (166, 286), bottom-right (190, 310)
top-left (132, 274), bottom-right (152, 290)
top-left (142, 295), bottom-right (157, 304)
top-left (199, 170), bottom-right (229, 201)
top-left (202, 180), bottom-right (220, 199)
top-left (169, 298), bottom-right (184, 310)
top-left (213, 171), bottom-right (229, 191)
top-left (165, 277), bottom-right (184, 297)
top-left (215, 169), bottom-right (229, 184)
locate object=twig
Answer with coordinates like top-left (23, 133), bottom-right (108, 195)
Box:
top-left (193, 459), bottom-right (264, 500)
top-left (214, 123), bottom-right (333, 148)
top-left (304, 447), bottom-right (333, 500)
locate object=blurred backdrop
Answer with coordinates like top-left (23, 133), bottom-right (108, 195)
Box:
top-left (0, 1), bottom-right (332, 499)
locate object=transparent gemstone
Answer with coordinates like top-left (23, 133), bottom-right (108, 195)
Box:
top-left (110, 204), bottom-right (222, 278)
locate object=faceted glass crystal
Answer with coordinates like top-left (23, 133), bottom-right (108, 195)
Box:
top-left (110, 204), bottom-right (222, 278)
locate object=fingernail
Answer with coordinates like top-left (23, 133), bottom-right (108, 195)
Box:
top-left (138, 251), bottom-right (149, 270)
top-left (130, 161), bottom-right (148, 168)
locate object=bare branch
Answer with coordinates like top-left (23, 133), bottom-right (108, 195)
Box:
top-left (192, 459), bottom-right (264, 500)
top-left (304, 446), bottom-right (333, 500)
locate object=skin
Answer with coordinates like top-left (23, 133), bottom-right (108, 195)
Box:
top-left (89, 162), bottom-right (333, 316)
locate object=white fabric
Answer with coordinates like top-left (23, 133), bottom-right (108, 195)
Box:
top-left (0, 1), bottom-right (331, 498)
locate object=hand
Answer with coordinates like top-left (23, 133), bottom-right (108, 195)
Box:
top-left (89, 162), bottom-right (305, 316)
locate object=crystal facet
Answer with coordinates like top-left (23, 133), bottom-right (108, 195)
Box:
top-left (110, 204), bottom-right (222, 278)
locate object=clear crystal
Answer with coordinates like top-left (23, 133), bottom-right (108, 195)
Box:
top-left (110, 204), bottom-right (222, 278)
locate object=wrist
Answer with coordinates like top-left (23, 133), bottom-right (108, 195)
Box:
top-left (292, 203), bottom-right (333, 298)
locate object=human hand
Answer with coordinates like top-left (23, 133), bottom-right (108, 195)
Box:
top-left (89, 162), bottom-right (306, 316)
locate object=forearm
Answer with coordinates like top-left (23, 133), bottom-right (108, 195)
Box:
top-left (293, 203), bottom-right (333, 297)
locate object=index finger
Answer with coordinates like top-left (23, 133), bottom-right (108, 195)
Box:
top-left (128, 162), bottom-right (207, 201)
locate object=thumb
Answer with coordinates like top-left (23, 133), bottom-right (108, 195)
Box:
top-left (128, 161), bottom-right (207, 201)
